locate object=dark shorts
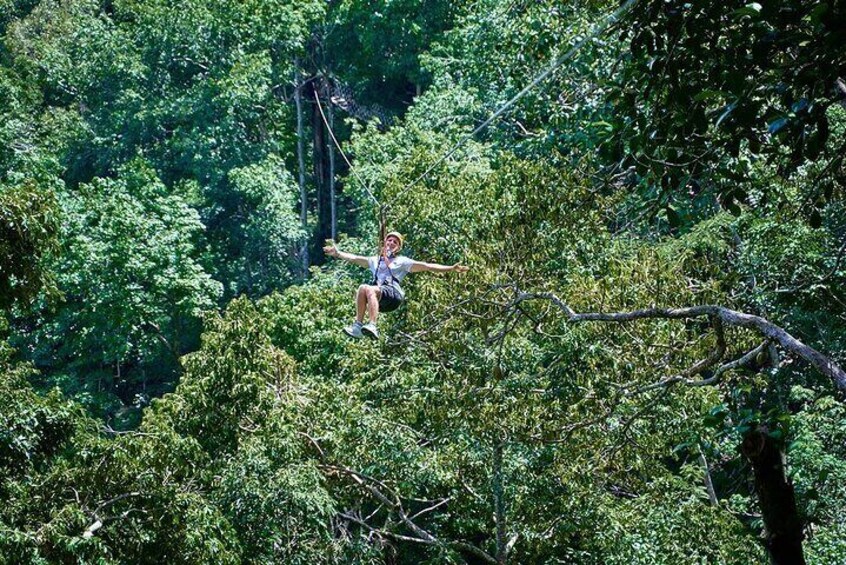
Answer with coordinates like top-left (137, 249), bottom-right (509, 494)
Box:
top-left (378, 283), bottom-right (404, 313)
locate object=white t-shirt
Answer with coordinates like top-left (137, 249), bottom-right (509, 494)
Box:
top-left (368, 255), bottom-right (414, 287)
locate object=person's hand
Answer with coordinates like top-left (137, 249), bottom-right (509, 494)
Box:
top-left (452, 263), bottom-right (469, 273)
top-left (323, 243), bottom-right (339, 257)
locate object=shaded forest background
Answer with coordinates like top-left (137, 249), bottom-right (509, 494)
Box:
top-left (2, 0), bottom-right (845, 563)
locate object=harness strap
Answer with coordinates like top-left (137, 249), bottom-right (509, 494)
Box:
top-left (371, 254), bottom-right (399, 287)
top-left (371, 205), bottom-right (400, 286)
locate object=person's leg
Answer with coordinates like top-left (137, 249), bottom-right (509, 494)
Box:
top-left (365, 285), bottom-right (382, 323)
top-left (360, 285), bottom-right (383, 339)
top-left (344, 285), bottom-right (371, 338)
top-left (355, 285), bottom-right (368, 323)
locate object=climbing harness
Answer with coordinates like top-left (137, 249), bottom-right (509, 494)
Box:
top-left (371, 255), bottom-right (399, 288)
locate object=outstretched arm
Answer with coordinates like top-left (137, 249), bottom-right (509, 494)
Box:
top-left (323, 243), bottom-right (369, 268)
top-left (410, 260), bottom-right (469, 274)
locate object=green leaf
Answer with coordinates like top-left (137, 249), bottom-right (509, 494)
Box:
top-left (808, 3), bottom-right (829, 25)
top-left (768, 117), bottom-right (789, 134)
top-left (694, 89), bottom-right (726, 102)
top-left (716, 103), bottom-right (736, 128)
top-left (733, 3), bottom-right (762, 17)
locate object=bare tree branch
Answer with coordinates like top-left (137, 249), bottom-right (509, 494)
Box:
top-left (82, 492), bottom-right (142, 538)
top-left (699, 444), bottom-right (719, 507)
top-left (512, 292), bottom-right (846, 394)
top-left (629, 340), bottom-right (768, 395)
top-left (408, 498), bottom-right (452, 521)
top-left (140, 320), bottom-right (183, 371)
top-left (298, 431), bottom-right (327, 460)
top-left (325, 464), bottom-right (497, 564)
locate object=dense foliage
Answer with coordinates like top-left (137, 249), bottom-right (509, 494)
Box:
top-left (2, 0), bottom-right (845, 563)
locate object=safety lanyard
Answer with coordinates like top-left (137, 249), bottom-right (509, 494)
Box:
top-left (375, 254), bottom-right (398, 286)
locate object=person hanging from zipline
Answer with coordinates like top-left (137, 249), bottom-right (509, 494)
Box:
top-left (323, 231), bottom-right (469, 339)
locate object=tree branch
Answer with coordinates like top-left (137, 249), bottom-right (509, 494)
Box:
top-left (325, 464), bottom-right (497, 563)
top-left (629, 340), bottom-right (768, 395)
top-left (699, 444), bottom-right (719, 506)
top-left (513, 292), bottom-right (846, 395)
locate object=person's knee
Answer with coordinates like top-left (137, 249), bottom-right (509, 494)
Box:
top-left (357, 284), bottom-right (369, 295)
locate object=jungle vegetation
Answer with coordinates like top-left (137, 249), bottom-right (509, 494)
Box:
top-left (2, 0), bottom-right (845, 563)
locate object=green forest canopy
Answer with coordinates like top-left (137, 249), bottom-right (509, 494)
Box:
top-left (1, 0), bottom-right (845, 563)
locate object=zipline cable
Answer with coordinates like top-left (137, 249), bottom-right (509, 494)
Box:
top-left (392, 0), bottom-right (639, 202)
top-left (313, 89), bottom-right (381, 208)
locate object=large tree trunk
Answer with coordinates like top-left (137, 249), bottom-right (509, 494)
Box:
top-left (741, 426), bottom-right (806, 565)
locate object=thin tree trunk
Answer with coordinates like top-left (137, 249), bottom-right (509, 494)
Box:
top-left (741, 426), bottom-right (806, 565)
top-left (328, 96), bottom-right (337, 241)
top-left (493, 442), bottom-right (507, 565)
top-left (312, 87), bottom-right (331, 257)
top-left (295, 70), bottom-right (308, 277)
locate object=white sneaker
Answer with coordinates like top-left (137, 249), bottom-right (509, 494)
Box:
top-left (361, 322), bottom-right (379, 339)
top-left (343, 322), bottom-right (363, 339)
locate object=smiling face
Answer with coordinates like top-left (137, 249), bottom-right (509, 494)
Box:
top-left (385, 235), bottom-right (401, 254)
